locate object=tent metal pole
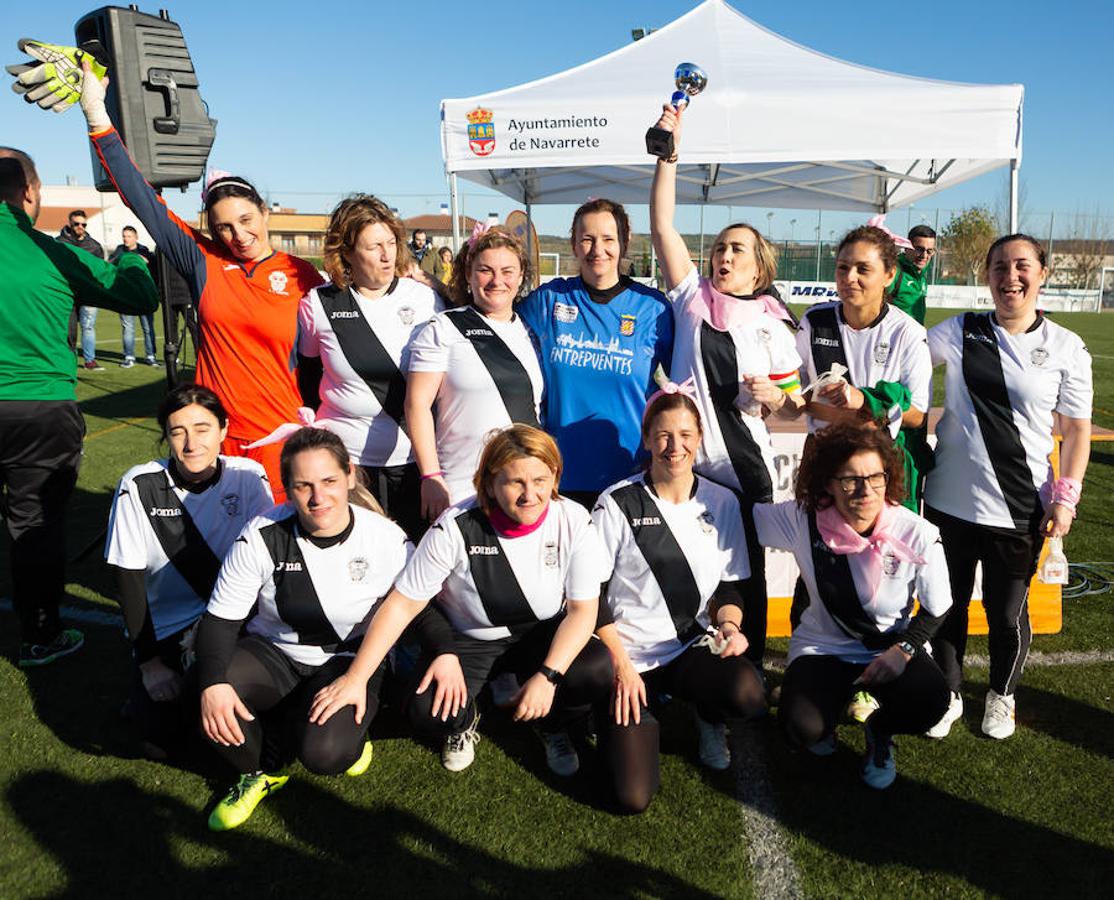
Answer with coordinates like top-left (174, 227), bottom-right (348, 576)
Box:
top-left (450, 173), bottom-right (461, 253)
top-left (1009, 159), bottom-right (1019, 233)
top-left (525, 200), bottom-right (534, 285)
top-left (815, 209), bottom-right (822, 281)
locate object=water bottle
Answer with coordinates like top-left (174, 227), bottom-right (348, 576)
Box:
top-left (1040, 537), bottom-right (1069, 585)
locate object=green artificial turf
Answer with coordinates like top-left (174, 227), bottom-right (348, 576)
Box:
top-left (0, 309), bottom-right (1111, 899)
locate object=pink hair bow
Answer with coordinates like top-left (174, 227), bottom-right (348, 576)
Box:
top-left (467, 220), bottom-right (492, 247)
top-left (242, 407), bottom-right (335, 450)
top-left (644, 364), bottom-right (699, 417)
top-left (866, 214), bottom-right (914, 250)
top-left (201, 168), bottom-right (233, 203)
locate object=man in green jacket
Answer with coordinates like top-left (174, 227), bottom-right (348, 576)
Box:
top-left (889, 224), bottom-right (937, 324)
top-left (0, 147), bottom-right (159, 666)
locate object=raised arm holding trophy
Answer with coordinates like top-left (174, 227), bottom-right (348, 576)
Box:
top-left (645, 62), bottom-right (707, 160)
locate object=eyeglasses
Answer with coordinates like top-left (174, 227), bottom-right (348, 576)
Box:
top-left (831, 472), bottom-right (888, 493)
top-left (911, 246), bottom-right (935, 257)
top-left (71, 221), bottom-right (87, 229)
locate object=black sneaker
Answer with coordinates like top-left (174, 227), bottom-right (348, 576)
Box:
top-left (19, 628), bottom-right (85, 667)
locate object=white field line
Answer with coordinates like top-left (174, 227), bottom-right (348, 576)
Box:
top-left (733, 725), bottom-right (802, 899)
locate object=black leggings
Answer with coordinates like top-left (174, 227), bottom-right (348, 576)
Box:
top-left (125, 627), bottom-right (196, 755)
top-left (926, 507), bottom-right (1042, 696)
top-left (739, 499), bottom-right (769, 668)
top-left (360, 462), bottom-right (425, 543)
top-left (601, 642), bottom-right (767, 814)
top-left (779, 653), bottom-right (949, 750)
top-left (406, 616), bottom-right (613, 738)
top-left (206, 636), bottom-right (385, 776)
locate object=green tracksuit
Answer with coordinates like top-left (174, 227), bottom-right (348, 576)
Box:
top-left (888, 254), bottom-right (930, 325)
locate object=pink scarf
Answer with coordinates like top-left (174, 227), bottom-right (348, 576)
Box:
top-left (689, 277), bottom-right (794, 333)
top-left (815, 503), bottom-right (925, 602)
top-left (489, 501), bottom-right (549, 538)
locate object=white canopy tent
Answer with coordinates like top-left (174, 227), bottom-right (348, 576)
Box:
top-left (440, 0), bottom-right (1023, 251)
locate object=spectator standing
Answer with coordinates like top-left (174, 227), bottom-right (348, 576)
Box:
top-left (56, 209), bottom-right (107, 371)
top-left (408, 229), bottom-right (440, 280)
top-left (889, 225), bottom-right (937, 325)
top-left (109, 225), bottom-right (160, 366)
top-left (0, 148), bottom-right (158, 666)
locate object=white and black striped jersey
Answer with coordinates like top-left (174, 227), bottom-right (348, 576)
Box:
top-left (395, 497), bottom-right (604, 641)
top-left (924, 311), bottom-right (1093, 530)
top-left (668, 269), bottom-right (802, 501)
top-left (594, 473), bottom-right (750, 672)
top-left (105, 457), bottom-right (273, 641)
top-left (207, 504), bottom-right (412, 667)
top-left (753, 501), bottom-right (951, 664)
top-left (298, 279), bottom-right (442, 467)
top-left (408, 307), bottom-right (544, 502)
top-left (796, 302), bottom-right (931, 437)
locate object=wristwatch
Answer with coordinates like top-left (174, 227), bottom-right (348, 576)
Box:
top-left (538, 665), bottom-right (565, 686)
top-left (895, 640), bottom-right (917, 658)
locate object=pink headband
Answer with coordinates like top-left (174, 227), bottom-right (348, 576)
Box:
top-left (202, 168), bottom-right (256, 204)
top-left (866, 215), bottom-right (914, 250)
top-left (466, 220), bottom-right (493, 247)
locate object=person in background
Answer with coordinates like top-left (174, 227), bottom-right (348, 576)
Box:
top-left (518, 198), bottom-right (674, 509)
top-left (56, 208), bottom-right (107, 371)
top-left (889, 224), bottom-right (937, 325)
top-left (408, 229), bottom-right (440, 280)
top-left (754, 423), bottom-right (951, 789)
top-left (923, 234), bottom-right (1092, 741)
top-left (109, 225), bottom-right (160, 367)
top-left (105, 384), bottom-right (272, 758)
top-left (437, 245), bottom-right (454, 285)
top-left (0, 147), bottom-right (158, 667)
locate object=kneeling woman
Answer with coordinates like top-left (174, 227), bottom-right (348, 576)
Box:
top-left (106, 384), bottom-right (274, 757)
top-left (310, 425), bottom-right (612, 777)
top-left (196, 428), bottom-right (411, 831)
top-left (753, 424), bottom-right (951, 789)
top-left (593, 388), bottom-right (767, 813)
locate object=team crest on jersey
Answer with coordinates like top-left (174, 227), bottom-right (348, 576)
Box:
top-left (697, 511), bottom-right (715, 534)
top-left (543, 541), bottom-right (559, 568)
top-left (467, 107), bottom-right (496, 157)
top-left (756, 328), bottom-right (771, 344)
top-left (268, 271), bottom-right (289, 295)
top-left (1031, 347), bottom-right (1049, 367)
top-left (873, 341), bottom-right (891, 365)
top-left (348, 557), bottom-right (369, 582)
top-left (553, 302), bottom-right (579, 324)
top-left (220, 494), bottom-right (240, 517)
top-left (882, 552), bottom-right (900, 577)
top-left (619, 314), bottom-right (637, 337)
top-left (397, 306), bottom-right (415, 326)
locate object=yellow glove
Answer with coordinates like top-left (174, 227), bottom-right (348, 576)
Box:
top-left (6, 38), bottom-right (107, 114)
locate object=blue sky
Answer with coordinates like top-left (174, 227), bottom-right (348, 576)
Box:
top-left (3, 0), bottom-right (1111, 239)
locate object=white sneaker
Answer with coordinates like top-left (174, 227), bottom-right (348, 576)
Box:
top-left (695, 713), bottom-right (731, 771)
top-left (982, 690), bottom-right (1016, 740)
top-left (442, 714), bottom-right (481, 771)
top-left (541, 730), bottom-right (579, 777)
top-left (489, 672), bottom-right (520, 708)
top-left (926, 691), bottom-right (964, 739)
top-left (861, 723), bottom-right (896, 790)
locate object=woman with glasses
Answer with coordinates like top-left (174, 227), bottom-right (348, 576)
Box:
top-left (923, 234), bottom-right (1092, 740)
top-left (753, 424), bottom-right (951, 789)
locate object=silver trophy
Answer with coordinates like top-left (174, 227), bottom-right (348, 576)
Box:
top-left (646, 62), bottom-right (708, 159)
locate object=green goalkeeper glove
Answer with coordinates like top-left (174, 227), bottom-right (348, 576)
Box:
top-left (6, 38), bottom-right (107, 114)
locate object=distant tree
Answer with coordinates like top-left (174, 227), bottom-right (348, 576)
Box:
top-left (942, 206), bottom-right (997, 285)
top-left (1056, 210), bottom-right (1111, 290)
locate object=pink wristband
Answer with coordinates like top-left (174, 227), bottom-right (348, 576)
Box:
top-left (421, 471), bottom-right (444, 481)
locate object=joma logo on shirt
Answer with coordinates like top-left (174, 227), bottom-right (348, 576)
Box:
top-left (631, 516), bottom-right (662, 527)
top-left (465, 329), bottom-right (494, 338)
top-left (964, 331), bottom-right (995, 345)
top-left (813, 337), bottom-right (840, 347)
top-left (469, 545), bottom-right (499, 555)
top-left (277, 561), bottom-right (303, 571)
top-left (148, 507), bottom-right (182, 518)
top-left (330, 311), bottom-right (360, 319)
